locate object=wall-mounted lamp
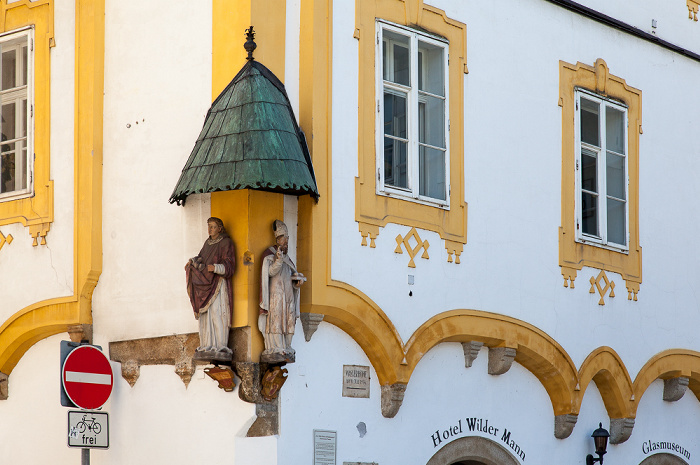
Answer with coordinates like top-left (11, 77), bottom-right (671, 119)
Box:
top-left (586, 423), bottom-right (610, 465)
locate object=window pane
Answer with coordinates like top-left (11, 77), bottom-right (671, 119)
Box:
top-left (606, 152), bottom-right (625, 200)
top-left (581, 191), bottom-right (598, 236)
top-left (0, 151), bottom-right (15, 193)
top-left (580, 97), bottom-right (599, 146)
top-left (418, 40), bottom-right (444, 96)
top-left (606, 106), bottom-right (625, 154)
top-left (383, 30), bottom-right (410, 86)
top-left (22, 45), bottom-right (27, 86)
top-left (1, 102), bottom-right (16, 141)
top-left (383, 92), bottom-right (407, 139)
top-left (419, 145), bottom-right (445, 200)
top-left (581, 151), bottom-right (597, 193)
top-left (607, 198), bottom-right (626, 245)
top-left (2, 49), bottom-right (16, 90)
top-left (418, 95), bottom-right (444, 149)
top-left (384, 137), bottom-right (408, 189)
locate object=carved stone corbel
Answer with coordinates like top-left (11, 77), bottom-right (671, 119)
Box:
top-left (462, 341), bottom-right (483, 368)
top-left (663, 377), bottom-right (689, 402)
top-left (120, 360), bottom-right (140, 387)
top-left (609, 418), bottom-right (635, 444)
top-left (554, 414), bottom-right (578, 439)
top-left (234, 361), bottom-right (264, 404)
top-left (381, 383), bottom-right (407, 418)
top-left (0, 372), bottom-right (8, 400)
top-left (67, 324), bottom-right (93, 344)
top-left (488, 347), bottom-right (516, 375)
top-left (301, 313), bottom-right (324, 342)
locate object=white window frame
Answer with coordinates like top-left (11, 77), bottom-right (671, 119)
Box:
top-left (574, 88), bottom-right (629, 252)
top-left (375, 20), bottom-right (450, 208)
top-left (0, 27), bottom-right (33, 202)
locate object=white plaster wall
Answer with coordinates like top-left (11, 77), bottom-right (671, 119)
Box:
top-left (96, 0), bottom-right (213, 340)
top-left (0, 0), bottom-right (75, 318)
top-left (331, 0), bottom-right (700, 384)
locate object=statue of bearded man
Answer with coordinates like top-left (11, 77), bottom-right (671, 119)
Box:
top-left (259, 220), bottom-right (306, 363)
top-left (185, 217), bottom-right (236, 362)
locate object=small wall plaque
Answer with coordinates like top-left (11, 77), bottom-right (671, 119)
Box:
top-left (314, 430), bottom-right (337, 465)
top-left (343, 365), bottom-right (370, 398)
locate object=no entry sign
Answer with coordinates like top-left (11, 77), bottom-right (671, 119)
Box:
top-left (61, 345), bottom-right (113, 410)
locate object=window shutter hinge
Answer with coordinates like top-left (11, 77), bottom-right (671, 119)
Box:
top-left (377, 32), bottom-right (379, 45)
top-left (576, 220), bottom-right (580, 230)
top-left (30, 105), bottom-right (33, 117)
top-left (576, 101), bottom-right (578, 111)
top-left (30, 39), bottom-right (33, 52)
top-left (377, 100), bottom-right (380, 113)
top-left (377, 168), bottom-right (380, 181)
top-left (576, 160), bottom-right (579, 170)
top-left (448, 120), bottom-right (451, 131)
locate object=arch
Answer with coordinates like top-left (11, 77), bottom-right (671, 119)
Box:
top-left (633, 350), bottom-right (700, 405)
top-left (578, 347), bottom-right (635, 418)
top-left (426, 435), bottom-right (520, 465)
top-left (639, 453), bottom-right (689, 465)
top-left (406, 310), bottom-right (579, 416)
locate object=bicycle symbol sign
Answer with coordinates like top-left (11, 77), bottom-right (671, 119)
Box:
top-left (68, 411), bottom-right (109, 449)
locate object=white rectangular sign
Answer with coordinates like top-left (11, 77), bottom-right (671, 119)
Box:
top-left (68, 410), bottom-right (109, 449)
top-left (342, 365), bottom-right (370, 398)
top-left (313, 429), bottom-right (337, 465)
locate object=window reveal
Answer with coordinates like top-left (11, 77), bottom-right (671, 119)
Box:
top-left (576, 89), bottom-right (628, 250)
top-left (378, 23), bottom-right (448, 204)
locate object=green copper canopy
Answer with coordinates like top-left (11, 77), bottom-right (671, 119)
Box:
top-left (170, 60), bottom-right (318, 205)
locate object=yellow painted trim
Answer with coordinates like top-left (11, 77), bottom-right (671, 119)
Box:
top-left (406, 310), bottom-right (579, 416)
top-left (559, 59), bottom-right (642, 299)
top-left (0, 0), bottom-right (104, 374)
top-left (0, 0), bottom-right (54, 245)
top-left (688, 0), bottom-right (699, 21)
top-left (578, 347), bottom-right (634, 418)
top-left (354, 0), bottom-right (467, 246)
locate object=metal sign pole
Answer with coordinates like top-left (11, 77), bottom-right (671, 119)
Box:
top-left (82, 448), bottom-right (90, 465)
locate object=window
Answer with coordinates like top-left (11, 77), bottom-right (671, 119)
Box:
top-left (355, 1), bottom-right (467, 260)
top-left (559, 59), bottom-right (641, 299)
top-left (377, 22), bottom-right (449, 205)
top-left (0, 28), bottom-right (32, 200)
top-left (575, 89), bottom-right (628, 250)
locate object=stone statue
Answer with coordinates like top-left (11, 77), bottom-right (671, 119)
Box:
top-left (186, 217), bottom-right (235, 362)
top-left (259, 220), bottom-right (306, 363)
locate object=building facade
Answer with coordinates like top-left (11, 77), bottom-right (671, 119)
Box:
top-left (1, 0), bottom-right (700, 463)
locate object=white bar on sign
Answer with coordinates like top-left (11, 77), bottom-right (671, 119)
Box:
top-left (65, 371), bottom-right (111, 385)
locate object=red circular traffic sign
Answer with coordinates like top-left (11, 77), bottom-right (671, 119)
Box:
top-left (62, 345), bottom-right (113, 410)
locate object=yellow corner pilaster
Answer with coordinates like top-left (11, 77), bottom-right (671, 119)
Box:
top-left (211, 190), bottom-right (283, 362)
top-left (211, 0), bottom-right (288, 363)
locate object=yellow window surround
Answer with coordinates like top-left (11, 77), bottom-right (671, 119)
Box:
top-left (559, 59), bottom-right (642, 300)
top-left (355, 0), bottom-right (467, 262)
top-left (0, 0), bottom-right (54, 246)
top-left (688, 0), bottom-right (699, 21)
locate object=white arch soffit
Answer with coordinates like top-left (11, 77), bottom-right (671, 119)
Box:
top-left (426, 435), bottom-right (521, 465)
